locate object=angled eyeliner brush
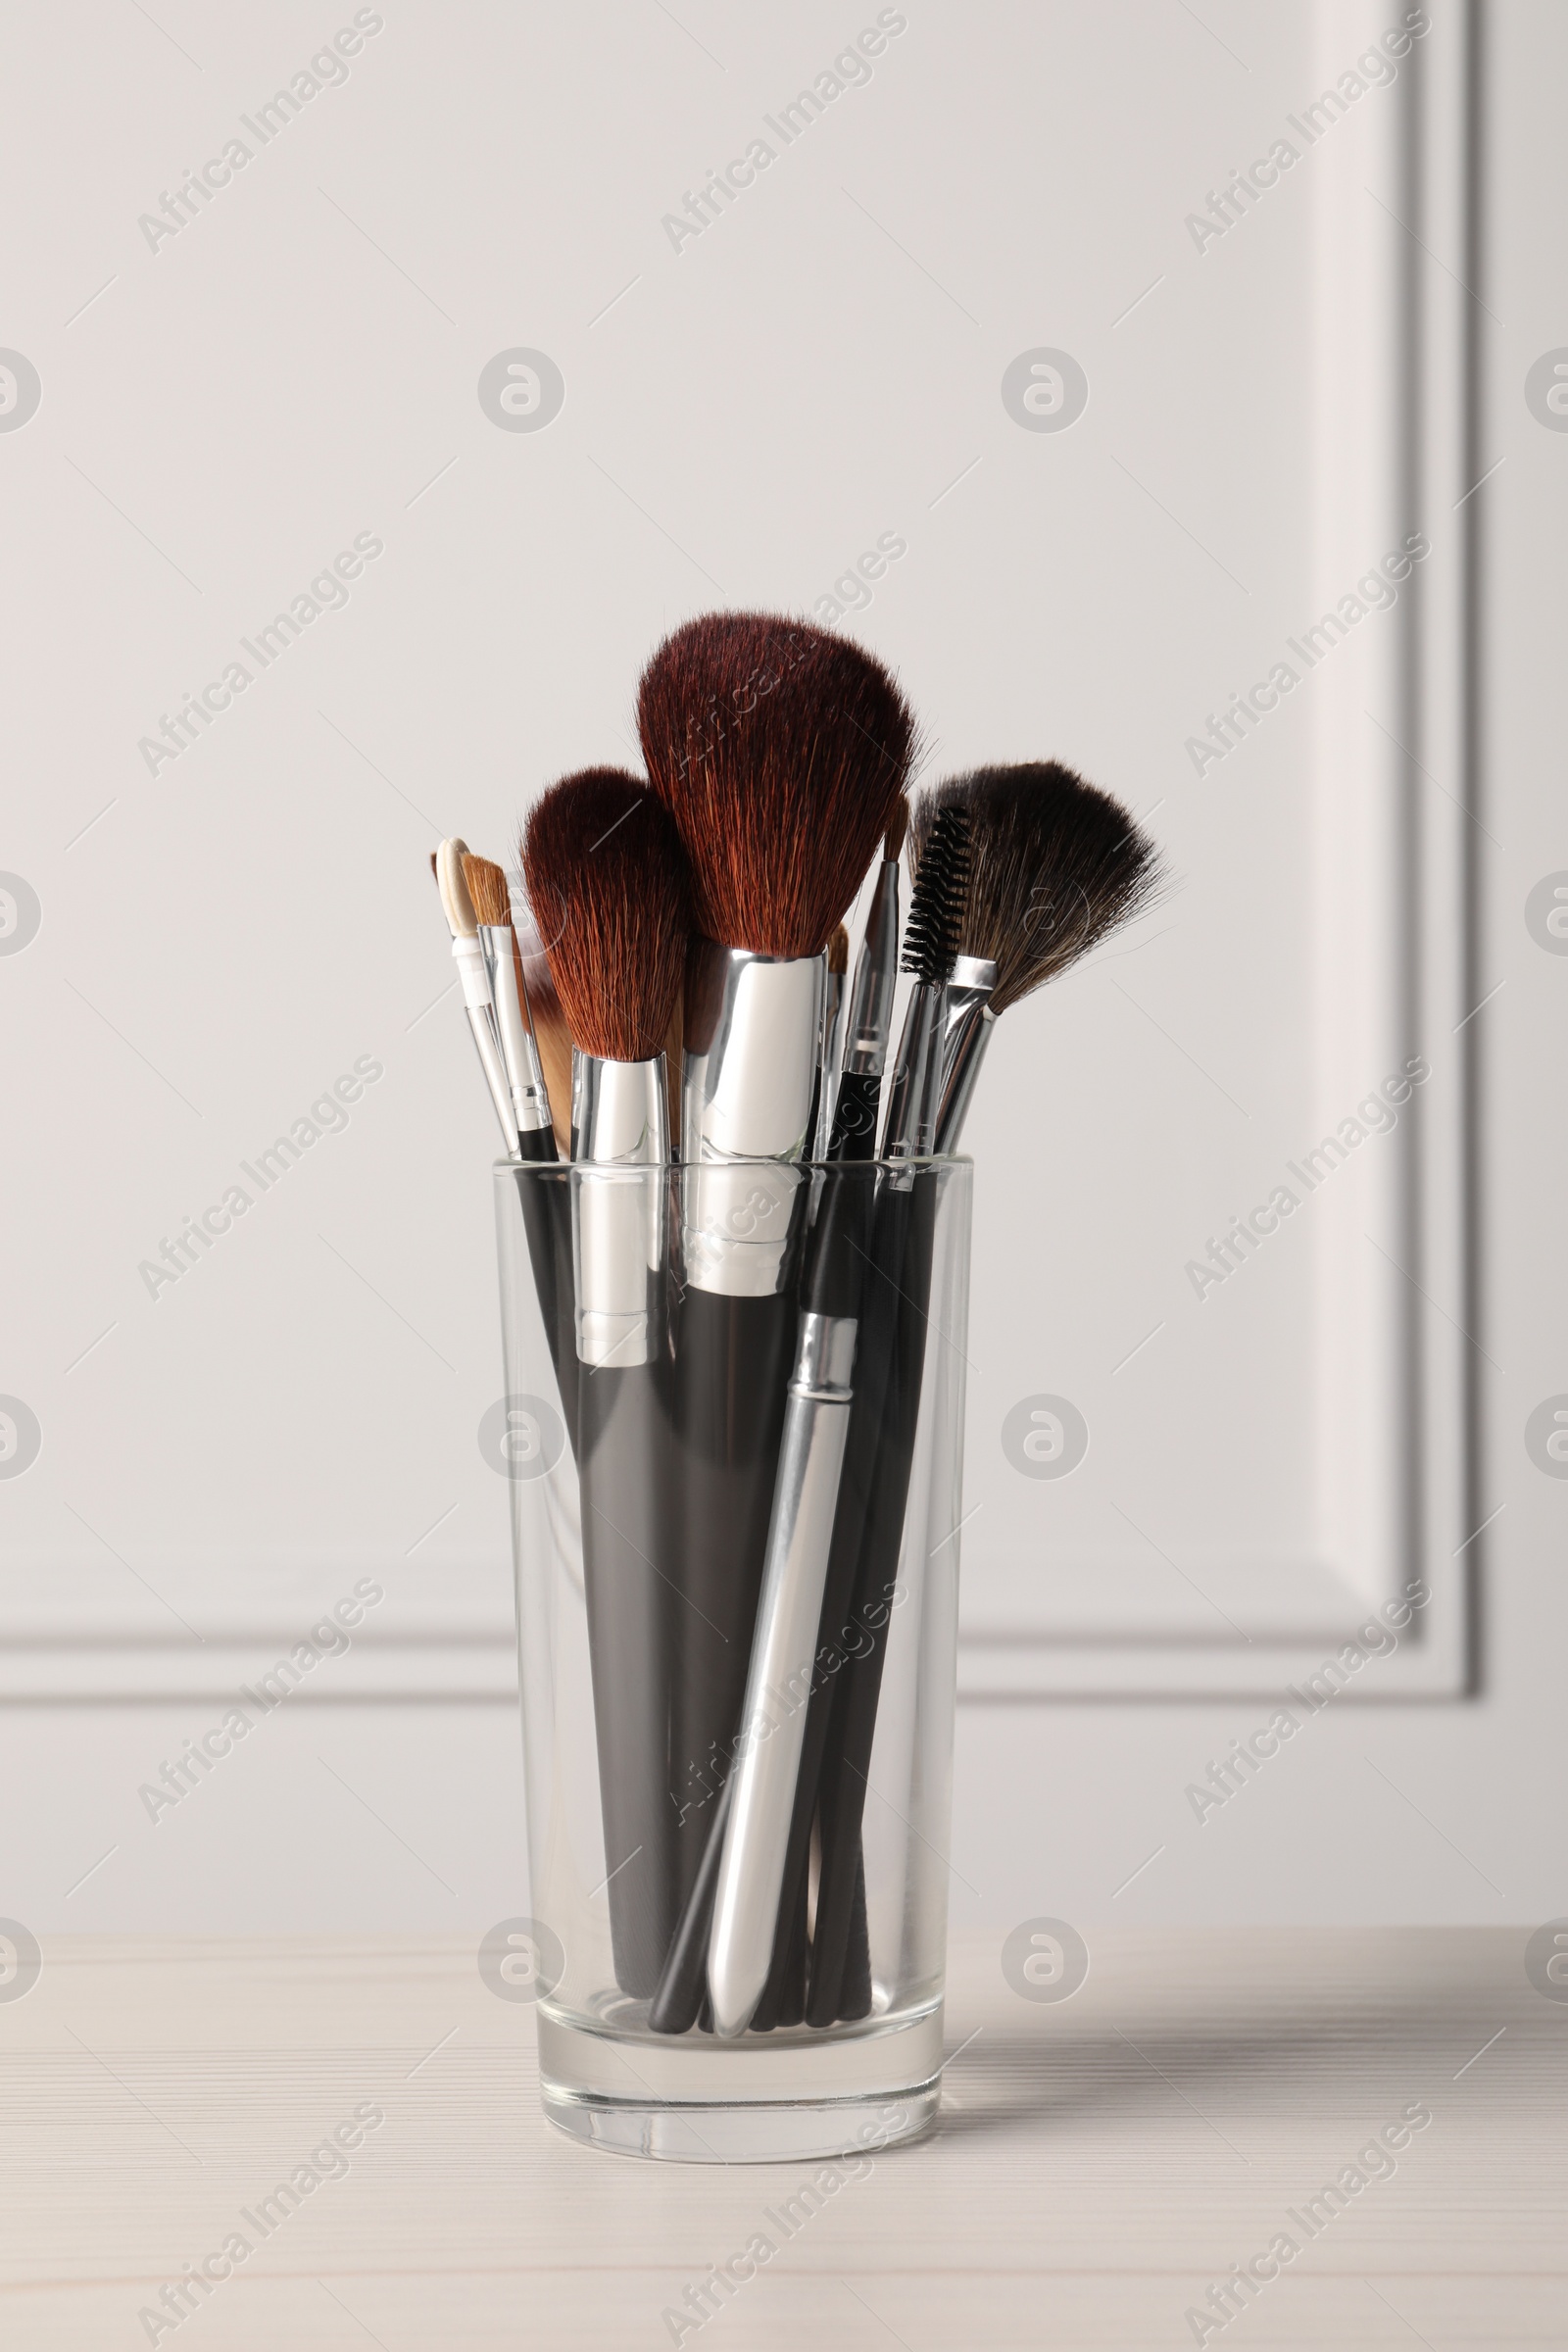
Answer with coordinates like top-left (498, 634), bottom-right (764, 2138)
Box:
top-left (829, 799), bottom-right (906, 1159)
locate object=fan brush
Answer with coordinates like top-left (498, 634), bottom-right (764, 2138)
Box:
top-left (908, 762), bottom-right (1164, 1149)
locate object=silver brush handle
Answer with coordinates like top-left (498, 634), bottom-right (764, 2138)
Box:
top-left (478, 925), bottom-right (552, 1136)
top-left (708, 1312), bottom-right (857, 2037)
top-left (936, 1002), bottom-right (997, 1153)
top-left (452, 928), bottom-right (518, 1152)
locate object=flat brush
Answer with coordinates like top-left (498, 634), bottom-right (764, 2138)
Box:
top-left (522, 766), bottom-right (691, 1998)
top-left (829, 798), bottom-right (906, 1159)
top-left (908, 763), bottom-right (1165, 1152)
top-left (435, 839), bottom-right (517, 1152)
top-left (464, 854), bottom-right (575, 1445)
top-left (463, 856), bottom-right (554, 1151)
top-left (638, 612), bottom-right (915, 1961)
top-left (509, 897), bottom-right (574, 1156)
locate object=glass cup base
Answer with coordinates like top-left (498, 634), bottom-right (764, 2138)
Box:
top-left (536, 2002), bottom-right (944, 2164)
top-left (542, 2080), bottom-right (941, 2164)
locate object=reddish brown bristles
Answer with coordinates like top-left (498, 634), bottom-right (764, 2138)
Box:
top-left (520, 768), bottom-right (691, 1064)
top-left (637, 612), bottom-right (915, 958)
top-left (461, 855), bottom-right (512, 930)
top-left (883, 796), bottom-right (908, 864)
top-left (827, 923), bottom-right (849, 977)
top-left (910, 762), bottom-right (1165, 1015)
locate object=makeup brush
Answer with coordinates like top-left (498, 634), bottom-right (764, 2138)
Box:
top-left (463, 854), bottom-right (577, 1444)
top-left (521, 766), bottom-right (691, 1998)
top-left (829, 798), bottom-right (906, 1159)
top-left (809, 925), bottom-right (850, 1160)
top-left (509, 901), bottom-right (574, 1156)
top-left (909, 763), bottom-right (1164, 1151)
top-left (638, 612), bottom-right (915, 1937)
top-left (435, 839), bottom-right (517, 1152)
top-left (807, 807), bottom-right (972, 2029)
top-left (705, 1116), bottom-right (880, 2035)
top-left (463, 857), bottom-right (554, 1151)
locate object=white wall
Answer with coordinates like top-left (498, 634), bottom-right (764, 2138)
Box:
top-left (3, 0), bottom-right (1563, 1944)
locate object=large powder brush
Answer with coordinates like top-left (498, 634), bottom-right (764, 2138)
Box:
top-left (637, 611), bottom-right (914, 958)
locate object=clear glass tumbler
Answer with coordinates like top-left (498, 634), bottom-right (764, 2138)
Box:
top-left (493, 1153), bottom-right (971, 2162)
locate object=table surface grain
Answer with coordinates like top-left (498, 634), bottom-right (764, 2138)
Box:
top-left (3, 1929), bottom-right (1564, 2349)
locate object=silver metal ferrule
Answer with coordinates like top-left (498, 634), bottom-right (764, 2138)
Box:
top-left (478, 925), bottom-right (552, 1136)
top-left (708, 1309), bottom-right (858, 2036)
top-left (936, 1002), bottom-right (998, 1153)
top-left (882, 983), bottom-right (948, 1162)
top-left (570, 1054), bottom-right (668, 1368)
top-left (680, 944), bottom-right (823, 1298)
top-left (841, 857), bottom-right (900, 1079)
top-left (941, 956), bottom-right (998, 1065)
top-left (812, 966), bottom-right (848, 1159)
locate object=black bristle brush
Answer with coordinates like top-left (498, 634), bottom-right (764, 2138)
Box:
top-left (521, 768), bottom-right (691, 1998)
top-left (638, 611), bottom-right (913, 2032)
top-left (910, 761), bottom-right (1165, 1150)
top-left (806, 805), bottom-right (972, 2029)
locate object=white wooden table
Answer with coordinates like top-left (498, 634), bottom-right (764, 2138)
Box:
top-left (3, 1930), bottom-right (1563, 2347)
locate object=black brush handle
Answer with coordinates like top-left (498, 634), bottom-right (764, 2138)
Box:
top-left (578, 1359), bottom-right (677, 1997)
top-left (511, 1129), bottom-right (578, 1450)
top-left (828, 1067), bottom-right (882, 1161)
top-left (667, 1285), bottom-right (797, 1913)
top-left (808, 1170), bottom-right (937, 2027)
top-left (749, 1168), bottom-right (884, 2026)
top-left (649, 1765), bottom-right (733, 2035)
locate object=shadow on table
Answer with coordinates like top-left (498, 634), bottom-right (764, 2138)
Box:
top-left (928, 1963), bottom-right (1529, 2145)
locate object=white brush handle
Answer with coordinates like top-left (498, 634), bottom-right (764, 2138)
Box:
top-left (453, 937), bottom-right (517, 1150)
